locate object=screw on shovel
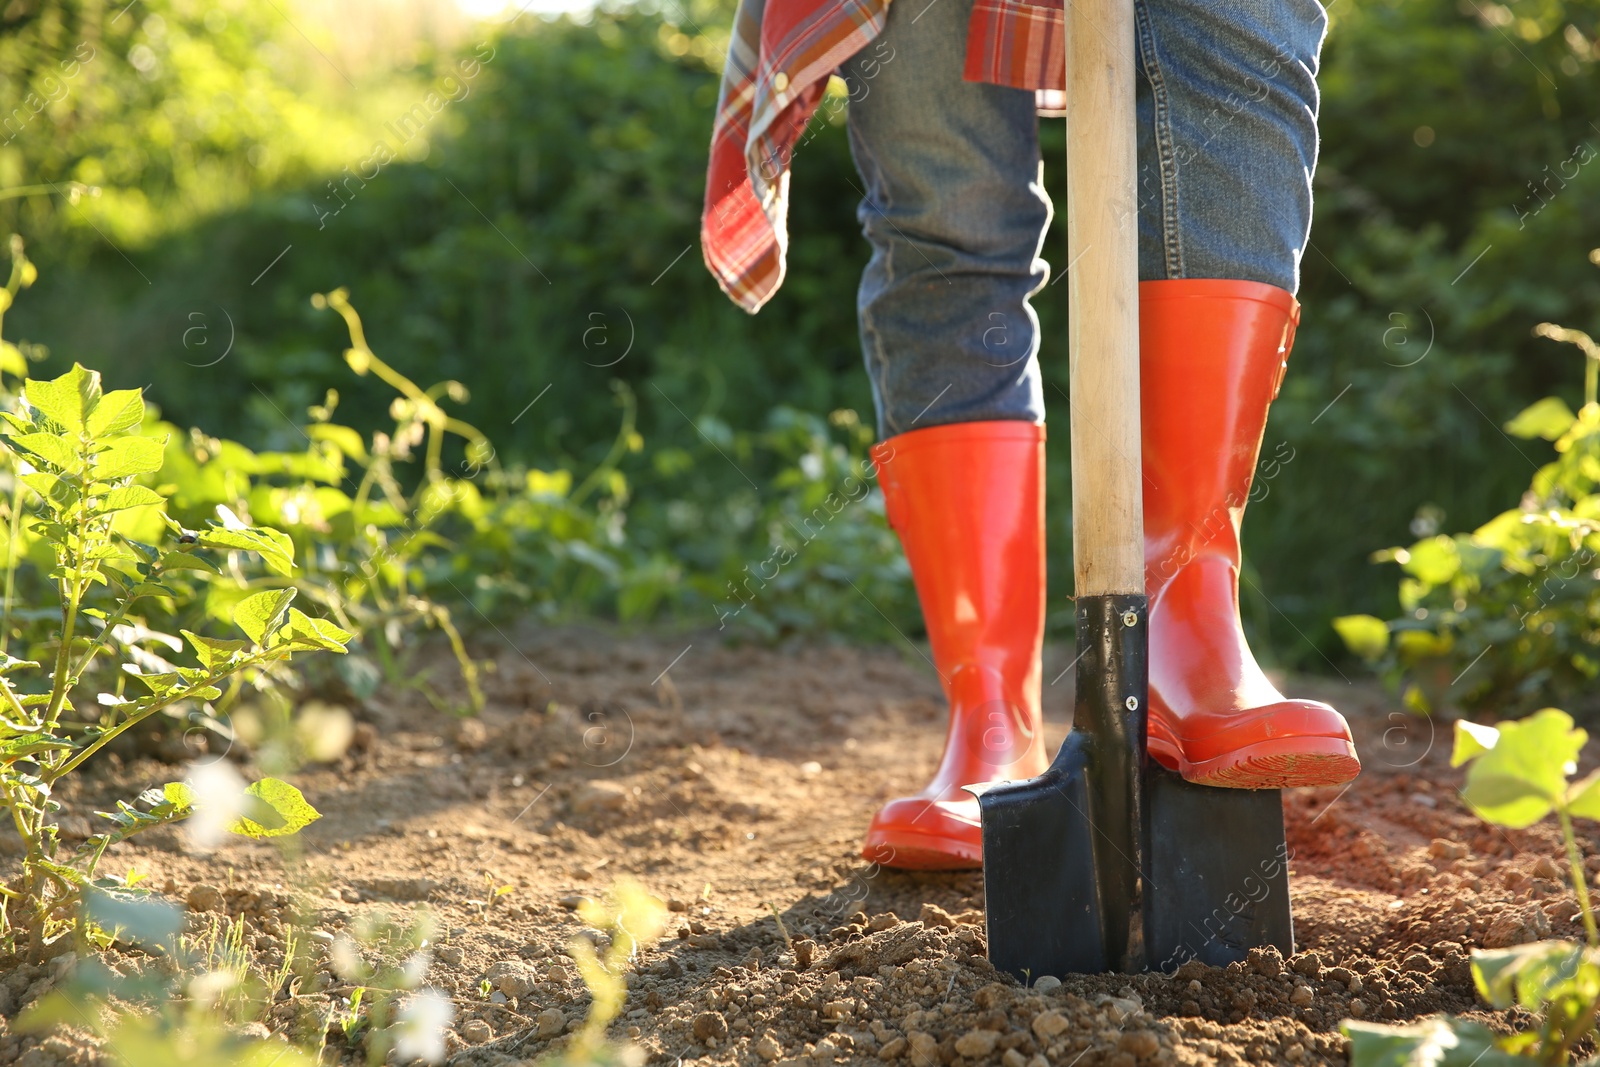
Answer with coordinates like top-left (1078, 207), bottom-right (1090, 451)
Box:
top-left (970, 0), bottom-right (1294, 979)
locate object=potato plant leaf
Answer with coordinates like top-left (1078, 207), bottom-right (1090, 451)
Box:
top-left (1471, 941), bottom-right (1588, 1010)
top-left (198, 526), bottom-right (295, 577)
top-left (85, 389), bottom-right (145, 437)
top-left (1451, 720), bottom-right (1499, 767)
top-left (1567, 768), bottom-right (1600, 821)
top-left (93, 435), bottom-right (167, 481)
top-left (1457, 709), bottom-right (1583, 828)
top-left (1333, 614), bottom-right (1390, 661)
top-left (1505, 396), bottom-right (1577, 441)
top-left (227, 778), bottom-right (320, 839)
top-left (180, 630), bottom-right (251, 672)
top-left (9, 432), bottom-right (82, 472)
top-left (280, 608), bottom-right (352, 652)
top-left (24, 364), bottom-right (100, 433)
top-left (232, 588), bottom-right (297, 645)
top-left (1342, 1017), bottom-right (1523, 1067)
top-left (98, 485), bottom-right (166, 514)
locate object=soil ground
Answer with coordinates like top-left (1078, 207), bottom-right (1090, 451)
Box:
top-left (3, 623), bottom-right (1596, 1067)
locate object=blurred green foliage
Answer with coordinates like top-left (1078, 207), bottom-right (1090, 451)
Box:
top-left (5, 0), bottom-right (1600, 670)
top-left (1336, 295), bottom-right (1600, 718)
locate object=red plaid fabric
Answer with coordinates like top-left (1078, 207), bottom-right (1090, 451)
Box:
top-left (701, 0), bottom-right (1066, 313)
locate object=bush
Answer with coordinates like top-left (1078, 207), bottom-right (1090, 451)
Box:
top-left (12, 0), bottom-right (1600, 665)
top-left (1335, 256), bottom-right (1600, 719)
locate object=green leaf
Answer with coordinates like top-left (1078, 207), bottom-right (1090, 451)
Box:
top-left (280, 608), bottom-right (352, 652)
top-left (1505, 396), bottom-right (1577, 440)
top-left (1341, 1017), bottom-right (1522, 1067)
top-left (128, 671), bottom-right (182, 697)
top-left (198, 526), bottom-right (296, 578)
top-left (24, 364), bottom-right (101, 433)
top-left (227, 778), bottom-right (320, 839)
top-left (306, 422), bottom-right (368, 461)
top-left (20, 471), bottom-right (78, 510)
top-left (1334, 615), bottom-right (1390, 661)
top-left (232, 588), bottom-right (297, 645)
top-left (8, 431), bottom-right (82, 471)
top-left (162, 781), bottom-right (196, 811)
top-left (0, 732), bottom-right (74, 758)
top-left (0, 341), bottom-right (26, 377)
top-left (1459, 708), bottom-right (1584, 828)
top-left (82, 886), bottom-right (183, 950)
top-left (1401, 536), bottom-right (1460, 586)
top-left (98, 485), bottom-right (167, 514)
top-left (159, 550), bottom-right (220, 574)
top-left (180, 630), bottom-right (251, 671)
top-left (0, 652), bottom-right (41, 674)
top-left (1451, 720), bottom-right (1499, 767)
top-left (1568, 769), bottom-right (1600, 821)
top-left (1472, 941), bottom-right (1593, 1010)
top-left (86, 389), bottom-right (146, 436)
top-left (93, 435), bottom-right (167, 480)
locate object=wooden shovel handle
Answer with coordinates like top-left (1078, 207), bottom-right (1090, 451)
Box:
top-left (1066, 0), bottom-right (1144, 596)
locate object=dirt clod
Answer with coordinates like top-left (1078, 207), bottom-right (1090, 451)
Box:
top-left (694, 1011), bottom-right (729, 1043)
top-left (185, 884), bottom-right (224, 913)
top-left (535, 1007), bottom-right (566, 1038)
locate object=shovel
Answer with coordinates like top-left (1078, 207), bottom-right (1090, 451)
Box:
top-left (970, 0), bottom-right (1294, 978)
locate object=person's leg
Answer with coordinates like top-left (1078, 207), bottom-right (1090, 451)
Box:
top-left (1133, 0), bottom-right (1360, 787)
top-left (1133, 0), bottom-right (1325, 290)
top-left (842, 0), bottom-right (1050, 436)
top-left (842, 0), bottom-right (1051, 869)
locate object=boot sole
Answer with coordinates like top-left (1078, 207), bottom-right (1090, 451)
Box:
top-left (861, 830), bottom-right (982, 871)
top-left (1159, 735), bottom-right (1361, 789)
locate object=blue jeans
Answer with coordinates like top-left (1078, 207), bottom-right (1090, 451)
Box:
top-left (841, 0), bottom-right (1328, 435)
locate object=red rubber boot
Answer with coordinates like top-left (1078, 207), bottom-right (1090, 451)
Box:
top-left (1141, 279), bottom-right (1360, 789)
top-left (860, 421), bottom-right (1050, 869)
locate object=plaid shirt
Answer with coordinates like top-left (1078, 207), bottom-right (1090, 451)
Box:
top-left (700, 0), bottom-right (1066, 313)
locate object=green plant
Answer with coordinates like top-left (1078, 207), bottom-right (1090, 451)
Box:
top-left (325, 908), bottom-right (444, 1066)
top-left (1335, 262), bottom-right (1600, 718)
top-left (183, 911), bottom-right (304, 1026)
top-left (0, 358), bottom-right (349, 954)
top-left (559, 878), bottom-right (668, 1065)
top-left (20, 887), bottom-right (322, 1067)
top-left (1344, 708), bottom-right (1600, 1064)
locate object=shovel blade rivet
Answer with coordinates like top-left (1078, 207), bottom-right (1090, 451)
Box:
top-left (1121, 610), bottom-right (1138, 627)
top-left (1125, 695), bottom-right (1139, 711)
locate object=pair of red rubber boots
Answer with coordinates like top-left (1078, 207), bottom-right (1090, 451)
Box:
top-left (863, 279), bottom-right (1361, 870)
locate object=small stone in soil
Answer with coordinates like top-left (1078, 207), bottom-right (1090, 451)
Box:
top-left (1291, 952), bottom-right (1322, 978)
top-left (571, 780), bottom-right (630, 814)
top-left (755, 1034), bottom-right (782, 1060)
top-left (186, 885), bottom-right (225, 913)
top-left (955, 1030), bottom-right (999, 1057)
top-left (906, 1032), bottom-right (938, 1062)
top-left (694, 1011), bottom-right (729, 1042)
top-left (1033, 975), bottom-right (1062, 993)
top-left (1120, 1032), bottom-right (1160, 1058)
top-left (461, 1018), bottom-right (493, 1043)
top-left (536, 1007), bottom-right (567, 1038)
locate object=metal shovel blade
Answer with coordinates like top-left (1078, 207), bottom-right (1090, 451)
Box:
top-left (1143, 768), bottom-right (1293, 970)
top-left (973, 732), bottom-right (1109, 977)
top-left (975, 594), bottom-right (1147, 981)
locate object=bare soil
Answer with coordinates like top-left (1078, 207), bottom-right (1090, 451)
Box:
top-left (3, 623), bottom-right (1595, 1067)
